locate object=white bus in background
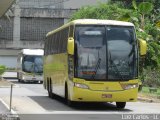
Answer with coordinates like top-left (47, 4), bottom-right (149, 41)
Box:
top-left (17, 49), bottom-right (44, 83)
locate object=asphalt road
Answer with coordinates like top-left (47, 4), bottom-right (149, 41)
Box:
top-left (18, 114), bottom-right (160, 120)
top-left (1, 72), bottom-right (160, 120)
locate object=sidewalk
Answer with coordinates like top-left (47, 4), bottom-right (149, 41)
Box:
top-left (138, 93), bottom-right (160, 103)
top-left (0, 99), bottom-right (9, 114)
top-left (0, 76), bottom-right (19, 119)
top-left (2, 71), bottom-right (17, 79)
top-left (0, 99), bottom-right (19, 120)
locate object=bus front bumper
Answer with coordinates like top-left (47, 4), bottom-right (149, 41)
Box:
top-left (22, 75), bottom-right (43, 82)
top-left (69, 87), bottom-right (138, 102)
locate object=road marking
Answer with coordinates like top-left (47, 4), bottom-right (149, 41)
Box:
top-left (39, 111), bottom-right (131, 114)
top-left (0, 98), bottom-right (17, 115)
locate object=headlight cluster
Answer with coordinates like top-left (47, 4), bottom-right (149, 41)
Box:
top-left (121, 83), bottom-right (139, 90)
top-left (74, 83), bottom-right (89, 89)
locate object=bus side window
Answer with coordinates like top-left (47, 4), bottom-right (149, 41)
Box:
top-left (50, 36), bottom-right (52, 54)
top-left (69, 25), bottom-right (74, 37)
top-left (61, 29), bottom-right (64, 53)
top-left (50, 36), bottom-right (53, 54)
top-left (53, 33), bottom-right (56, 54)
top-left (57, 32), bottom-right (61, 53)
top-left (45, 38), bottom-right (49, 55)
top-left (44, 39), bottom-right (46, 55)
top-left (51, 35), bottom-right (54, 54)
top-left (48, 36), bottom-right (52, 55)
top-left (62, 27), bottom-right (69, 53)
top-left (59, 31), bottom-right (63, 53)
top-left (64, 28), bottom-right (68, 52)
top-left (54, 33), bottom-right (58, 54)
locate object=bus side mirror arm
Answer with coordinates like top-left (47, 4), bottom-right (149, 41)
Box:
top-left (67, 37), bottom-right (74, 55)
top-left (138, 39), bottom-right (147, 56)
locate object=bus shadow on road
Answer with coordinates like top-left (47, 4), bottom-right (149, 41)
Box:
top-left (11, 80), bottom-right (42, 84)
top-left (71, 102), bottom-right (131, 112)
top-left (28, 95), bottom-right (132, 112)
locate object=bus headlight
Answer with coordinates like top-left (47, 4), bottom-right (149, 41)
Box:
top-left (121, 83), bottom-right (138, 90)
top-left (74, 83), bottom-right (89, 89)
top-left (22, 76), bottom-right (25, 80)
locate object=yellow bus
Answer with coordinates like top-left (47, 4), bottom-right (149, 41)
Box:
top-left (43, 19), bottom-right (147, 109)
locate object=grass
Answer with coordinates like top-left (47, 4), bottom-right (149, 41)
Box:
top-left (139, 86), bottom-right (160, 101)
top-left (141, 86), bottom-right (160, 95)
top-left (0, 77), bottom-right (13, 87)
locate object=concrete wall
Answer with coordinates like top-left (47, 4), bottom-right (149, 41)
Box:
top-left (18, 0), bottom-right (63, 9)
top-left (0, 0), bottom-right (77, 49)
top-left (0, 56), bottom-right (17, 68)
top-left (0, 49), bottom-right (20, 68)
top-left (64, 0), bottom-right (108, 9)
top-left (0, 17), bottom-right (13, 41)
top-left (20, 18), bottom-right (64, 41)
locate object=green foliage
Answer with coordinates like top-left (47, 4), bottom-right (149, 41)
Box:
top-left (138, 2), bottom-right (153, 15)
top-left (0, 65), bottom-right (6, 75)
top-left (132, 0), bottom-right (137, 10)
top-left (141, 87), bottom-right (160, 96)
top-left (70, 3), bottom-right (131, 21)
top-left (145, 42), bottom-right (160, 68)
top-left (142, 68), bottom-right (160, 87)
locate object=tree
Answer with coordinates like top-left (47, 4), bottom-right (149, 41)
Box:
top-left (70, 3), bottom-right (131, 21)
top-left (136, 2), bottom-right (153, 30)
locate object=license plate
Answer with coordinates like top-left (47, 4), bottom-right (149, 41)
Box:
top-left (102, 94), bottom-right (112, 98)
top-left (32, 78), bottom-right (36, 80)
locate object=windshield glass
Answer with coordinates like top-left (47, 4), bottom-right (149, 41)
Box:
top-left (75, 26), bottom-right (106, 80)
top-left (107, 26), bottom-right (137, 80)
top-left (75, 25), bottom-right (137, 81)
top-left (22, 55), bottom-right (43, 74)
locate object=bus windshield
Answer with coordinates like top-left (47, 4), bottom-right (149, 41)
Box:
top-left (22, 55), bottom-right (43, 74)
top-left (75, 25), bottom-right (137, 80)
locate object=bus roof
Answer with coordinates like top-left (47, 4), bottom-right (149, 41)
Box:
top-left (46, 19), bottom-right (134, 37)
top-left (21, 49), bottom-right (44, 56)
top-left (72, 19), bottom-right (134, 26)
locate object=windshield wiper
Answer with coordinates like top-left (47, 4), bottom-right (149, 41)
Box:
top-left (90, 58), bottom-right (101, 80)
top-left (109, 51), bottom-right (124, 80)
top-left (112, 62), bottom-right (124, 80)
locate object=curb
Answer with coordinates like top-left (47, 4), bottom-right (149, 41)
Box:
top-left (0, 77), bottom-right (20, 88)
top-left (3, 77), bottom-right (17, 79)
top-left (138, 97), bottom-right (153, 103)
top-left (0, 98), bottom-right (20, 120)
top-left (0, 85), bottom-right (20, 88)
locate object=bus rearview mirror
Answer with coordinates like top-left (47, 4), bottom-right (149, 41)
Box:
top-left (67, 37), bottom-right (74, 55)
top-left (139, 39), bottom-right (147, 56)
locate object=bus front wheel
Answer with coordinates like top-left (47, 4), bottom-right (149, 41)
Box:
top-left (17, 73), bottom-right (21, 82)
top-left (116, 102), bottom-right (126, 109)
top-left (65, 84), bottom-right (74, 107)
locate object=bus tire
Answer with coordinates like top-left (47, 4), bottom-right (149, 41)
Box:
top-left (65, 83), bottom-right (74, 107)
top-left (18, 78), bottom-right (22, 83)
top-left (17, 72), bottom-right (19, 79)
top-left (47, 79), bottom-right (54, 98)
top-left (116, 102), bottom-right (126, 109)
top-left (18, 79), bottom-right (20, 82)
top-left (17, 77), bottom-right (20, 82)
top-left (17, 73), bottom-right (21, 82)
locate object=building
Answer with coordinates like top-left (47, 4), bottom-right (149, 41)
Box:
top-left (0, 0), bottom-right (108, 68)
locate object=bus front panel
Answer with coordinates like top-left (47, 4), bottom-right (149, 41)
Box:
top-left (68, 78), bottom-right (138, 102)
